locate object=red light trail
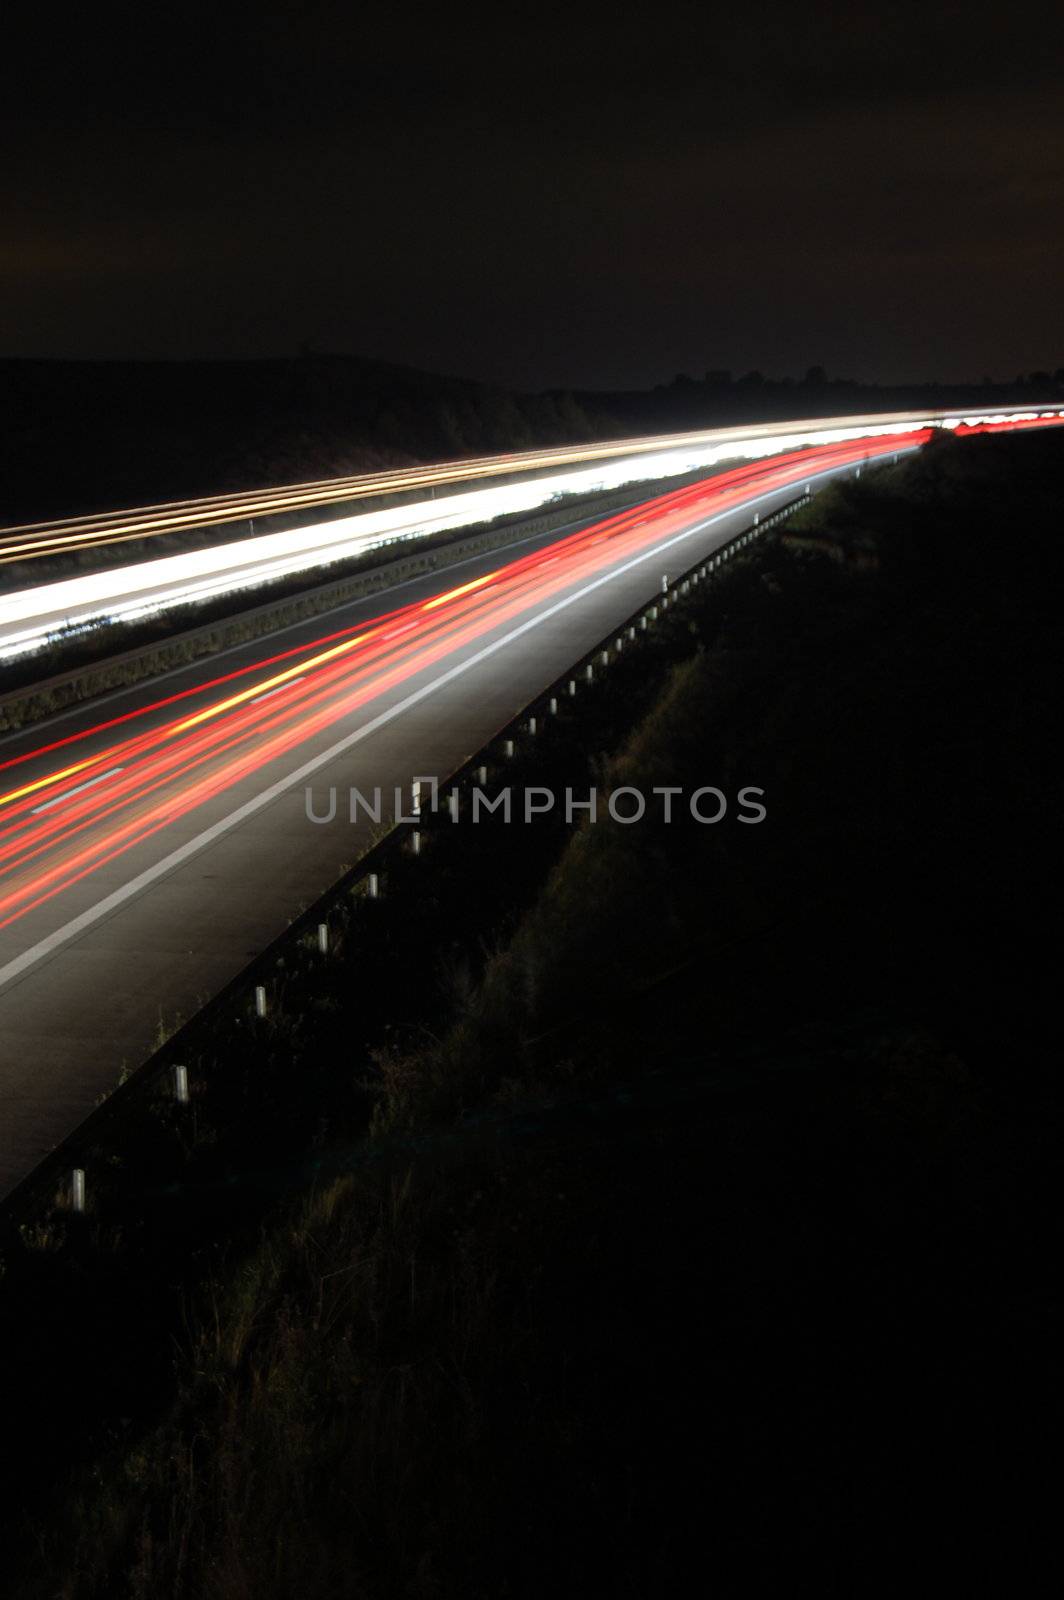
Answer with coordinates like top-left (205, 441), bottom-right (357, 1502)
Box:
top-left (0, 420), bottom-right (1039, 933)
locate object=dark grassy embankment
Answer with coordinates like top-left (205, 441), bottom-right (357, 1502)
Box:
top-left (5, 427), bottom-right (1061, 1595)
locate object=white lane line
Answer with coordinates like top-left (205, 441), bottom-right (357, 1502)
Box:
top-left (0, 464), bottom-right (868, 991)
top-left (30, 767), bottom-right (125, 814)
top-left (0, 487), bottom-right (668, 746)
top-left (250, 676), bottom-right (305, 704)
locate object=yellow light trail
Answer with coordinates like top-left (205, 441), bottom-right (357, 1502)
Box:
top-left (420, 572), bottom-right (497, 610)
top-left (0, 632), bottom-right (376, 810)
top-left (169, 631), bottom-right (373, 733)
top-left (0, 755), bottom-right (104, 812)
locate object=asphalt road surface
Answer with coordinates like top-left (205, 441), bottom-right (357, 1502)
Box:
top-left (0, 431), bottom-right (990, 1196)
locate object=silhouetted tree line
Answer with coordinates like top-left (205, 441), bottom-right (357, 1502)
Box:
top-left (1, 352), bottom-right (1061, 523)
top-left (0, 355), bottom-right (610, 523)
top-left (571, 363), bottom-right (1064, 434)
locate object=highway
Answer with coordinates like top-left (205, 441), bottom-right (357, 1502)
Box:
top-left (0, 408), bottom-right (952, 560)
top-left (3, 407), bottom-right (1062, 667)
top-left (0, 413), bottom-right (1057, 1199)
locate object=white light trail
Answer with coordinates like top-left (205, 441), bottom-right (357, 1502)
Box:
top-left (1, 407), bottom-right (1060, 665)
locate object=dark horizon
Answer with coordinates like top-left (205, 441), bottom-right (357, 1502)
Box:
top-left (2, 349), bottom-right (1062, 399)
top-left (4, 3), bottom-right (1063, 392)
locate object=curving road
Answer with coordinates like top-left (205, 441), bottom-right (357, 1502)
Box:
top-left (0, 415), bottom-right (1056, 1198)
top-left (4, 407), bottom-right (1062, 669)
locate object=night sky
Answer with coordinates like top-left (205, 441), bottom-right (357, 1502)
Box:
top-left (3, 1), bottom-right (1062, 391)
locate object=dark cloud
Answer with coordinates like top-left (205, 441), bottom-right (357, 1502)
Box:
top-left (2, 1), bottom-right (1062, 387)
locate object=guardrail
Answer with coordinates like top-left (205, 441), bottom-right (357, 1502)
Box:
top-left (0, 487), bottom-right (811, 1235)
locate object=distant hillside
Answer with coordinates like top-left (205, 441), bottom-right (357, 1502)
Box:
top-left (0, 355), bottom-right (606, 523)
top-left (2, 354), bottom-right (1061, 524)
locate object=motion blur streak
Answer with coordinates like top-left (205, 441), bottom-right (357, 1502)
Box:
top-left (2, 432), bottom-right (919, 928)
top-left (1, 414), bottom-right (1056, 937)
top-left (2, 406), bottom-right (1058, 564)
top-left (3, 407), bottom-right (1061, 663)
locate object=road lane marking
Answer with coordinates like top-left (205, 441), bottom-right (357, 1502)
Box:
top-left (250, 677), bottom-right (305, 704)
top-left (29, 768), bottom-right (125, 814)
top-left (0, 460), bottom-right (892, 992)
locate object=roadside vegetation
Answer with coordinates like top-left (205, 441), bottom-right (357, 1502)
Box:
top-left (3, 427), bottom-right (1060, 1595)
